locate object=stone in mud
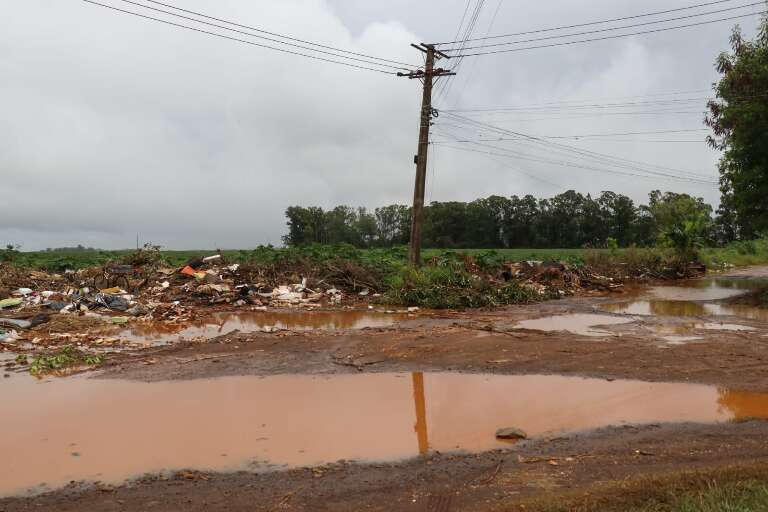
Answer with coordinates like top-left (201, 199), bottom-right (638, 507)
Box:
top-left (495, 427), bottom-right (527, 440)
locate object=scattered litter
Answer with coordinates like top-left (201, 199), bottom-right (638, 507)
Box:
top-left (0, 298), bottom-right (23, 309)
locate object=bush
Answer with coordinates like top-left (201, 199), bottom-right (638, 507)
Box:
top-left (385, 263), bottom-right (540, 309)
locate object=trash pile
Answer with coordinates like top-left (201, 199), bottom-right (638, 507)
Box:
top-left (0, 253), bottom-right (364, 349)
top-left (501, 260), bottom-right (623, 296)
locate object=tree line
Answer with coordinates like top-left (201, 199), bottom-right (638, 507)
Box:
top-left (283, 189), bottom-right (726, 249)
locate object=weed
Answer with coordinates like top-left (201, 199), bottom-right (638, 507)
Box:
top-left (28, 346), bottom-right (104, 375)
top-left (385, 261), bottom-right (541, 309)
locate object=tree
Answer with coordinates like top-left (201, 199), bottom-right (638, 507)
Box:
top-left (645, 191), bottom-right (713, 260)
top-left (504, 195), bottom-right (539, 248)
top-left (706, 15), bottom-right (768, 238)
top-left (283, 206), bottom-right (326, 246)
top-left (597, 191), bottom-right (636, 247)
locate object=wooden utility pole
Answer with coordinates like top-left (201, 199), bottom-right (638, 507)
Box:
top-left (398, 44), bottom-right (454, 267)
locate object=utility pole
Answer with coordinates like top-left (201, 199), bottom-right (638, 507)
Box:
top-left (398, 44), bottom-right (454, 267)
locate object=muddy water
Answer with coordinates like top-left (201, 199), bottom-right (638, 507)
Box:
top-left (599, 277), bottom-right (768, 328)
top-left (116, 311), bottom-right (409, 345)
top-left (515, 314), bottom-right (635, 336)
top-left (2, 372), bottom-right (766, 496)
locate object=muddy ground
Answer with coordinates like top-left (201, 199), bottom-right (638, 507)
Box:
top-left (3, 267), bottom-right (768, 511)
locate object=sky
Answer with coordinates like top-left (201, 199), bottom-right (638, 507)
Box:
top-left (1, 0), bottom-right (764, 250)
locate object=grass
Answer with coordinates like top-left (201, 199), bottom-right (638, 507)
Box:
top-left (702, 238), bottom-right (768, 268)
top-left (9, 240), bottom-right (768, 273)
top-left (520, 464), bottom-right (768, 512)
top-left (659, 480), bottom-right (768, 511)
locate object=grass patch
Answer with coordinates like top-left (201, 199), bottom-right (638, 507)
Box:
top-left (702, 238), bottom-right (768, 268)
top-left (519, 463), bottom-right (768, 512)
top-left (22, 346), bottom-right (104, 375)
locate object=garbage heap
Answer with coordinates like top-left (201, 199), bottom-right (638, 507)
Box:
top-left (0, 254), bottom-right (354, 343)
top-left (501, 260), bottom-right (623, 296)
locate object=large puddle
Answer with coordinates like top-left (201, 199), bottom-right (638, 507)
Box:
top-left (115, 311), bottom-right (409, 345)
top-left (2, 372), bottom-right (767, 497)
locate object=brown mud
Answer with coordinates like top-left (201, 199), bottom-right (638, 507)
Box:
top-left (3, 266), bottom-right (768, 510)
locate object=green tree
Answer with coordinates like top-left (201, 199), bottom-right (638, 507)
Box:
top-left (706, 15), bottom-right (768, 237)
top-left (504, 195), bottom-right (539, 247)
top-left (283, 206), bottom-right (326, 246)
top-left (597, 191), bottom-right (636, 247)
top-left (646, 191), bottom-right (713, 260)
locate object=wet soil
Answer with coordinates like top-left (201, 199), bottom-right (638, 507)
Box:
top-left (4, 266), bottom-right (768, 510)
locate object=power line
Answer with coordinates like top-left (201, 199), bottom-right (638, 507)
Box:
top-left (439, 143), bottom-right (717, 185)
top-left (448, 0), bottom-right (504, 107)
top-left (440, 112), bottom-right (717, 181)
top-left (435, 138), bottom-right (707, 144)
top-left (113, 0), bottom-right (411, 70)
top-left (438, 1), bottom-right (764, 51)
top-left (431, 128), bottom-right (711, 140)
top-left (80, 0), bottom-right (398, 74)
top-left (433, 0), bottom-right (748, 44)
top-left (450, 11), bottom-right (767, 57)
top-left (442, 97), bottom-right (715, 112)
top-left (139, 0), bottom-right (417, 68)
top-left (445, 89), bottom-right (714, 111)
top-left (431, 124), bottom-right (714, 184)
top-left (435, 0), bottom-right (486, 102)
top-left (443, 111), bottom-right (706, 123)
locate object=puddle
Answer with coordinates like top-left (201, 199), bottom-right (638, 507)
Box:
top-left (3, 371), bottom-right (764, 497)
top-left (600, 277), bottom-right (768, 327)
top-left (115, 311), bottom-right (409, 345)
top-left (603, 301), bottom-right (768, 322)
top-left (648, 278), bottom-right (766, 301)
top-left (660, 336), bottom-right (704, 345)
top-left (515, 314), bottom-right (635, 337)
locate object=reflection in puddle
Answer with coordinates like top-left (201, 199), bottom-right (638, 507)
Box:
top-left (1, 372), bottom-right (766, 496)
top-left (600, 277), bottom-right (768, 329)
top-left (116, 311), bottom-right (408, 344)
top-left (603, 301), bottom-right (768, 322)
top-left (649, 279), bottom-right (766, 301)
top-left (515, 314), bottom-right (634, 337)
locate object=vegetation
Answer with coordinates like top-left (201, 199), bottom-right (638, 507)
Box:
top-left (707, 14), bottom-right (768, 240)
top-left (282, 190), bottom-right (735, 251)
top-left (384, 252), bottom-right (542, 309)
top-left (17, 346), bottom-right (104, 376)
top-left (524, 464), bottom-right (768, 512)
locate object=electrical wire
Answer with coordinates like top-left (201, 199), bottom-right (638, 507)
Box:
top-left (433, 0), bottom-right (748, 44)
top-left (451, 11), bottom-right (766, 57)
top-left (440, 112), bottom-right (717, 181)
top-left (438, 2), bottom-right (764, 52)
top-left (114, 0), bottom-right (411, 70)
top-left (139, 0), bottom-right (417, 67)
top-left (80, 0), bottom-right (398, 74)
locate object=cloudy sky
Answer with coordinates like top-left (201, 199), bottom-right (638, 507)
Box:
top-left (1, 0), bottom-right (764, 250)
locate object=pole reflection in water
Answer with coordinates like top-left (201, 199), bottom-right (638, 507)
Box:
top-left (412, 372), bottom-right (429, 456)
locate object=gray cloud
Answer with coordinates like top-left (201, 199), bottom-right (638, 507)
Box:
top-left (0, 0), bottom-right (762, 249)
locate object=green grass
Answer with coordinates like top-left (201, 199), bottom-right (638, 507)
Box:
top-left (7, 238), bottom-right (768, 273)
top-left (652, 480), bottom-right (768, 511)
top-left (521, 464), bottom-right (768, 512)
top-left (702, 238), bottom-right (768, 268)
